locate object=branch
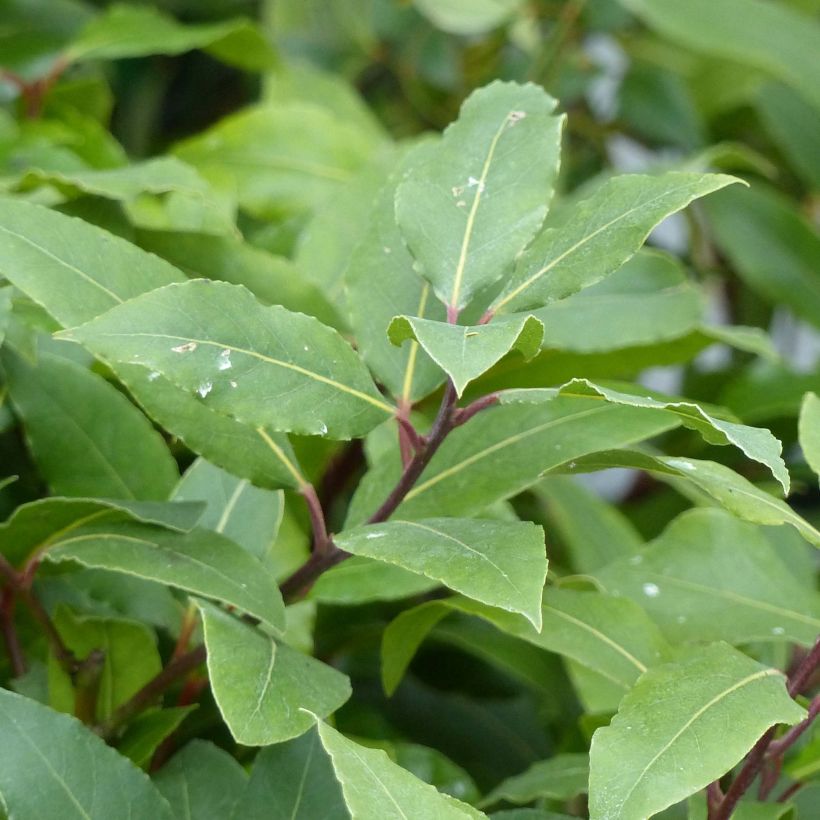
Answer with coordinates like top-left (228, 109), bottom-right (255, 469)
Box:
top-left (19, 585), bottom-right (79, 676)
top-left (766, 694), bottom-right (820, 759)
top-left (301, 483), bottom-right (331, 555)
top-left (0, 587), bottom-right (25, 677)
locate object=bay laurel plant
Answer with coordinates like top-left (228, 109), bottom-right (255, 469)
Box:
top-left (0, 59), bottom-right (819, 820)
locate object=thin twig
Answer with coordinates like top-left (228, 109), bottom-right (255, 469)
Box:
top-left (301, 483), bottom-right (331, 555)
top-left (0, 587), bottom-right (25, 677)
top-left (766, 694), bottom-right (820, 759)
top-left (19, 586), bottom-right (78, 675)
top-left (453, 393), bottom-right (499, 427)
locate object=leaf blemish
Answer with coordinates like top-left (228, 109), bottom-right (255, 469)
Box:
top-left (642, 582), bottom-right (661, 598)
top-left (172, 341), bottom-right (197, 353)
top-left (197, 381), bottom-right (213, 398)
top-left (217, 349), bottom-right (232, 370)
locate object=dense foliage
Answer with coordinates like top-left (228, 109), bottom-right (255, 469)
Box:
top-left (0, 1), bottom-right (819, 818)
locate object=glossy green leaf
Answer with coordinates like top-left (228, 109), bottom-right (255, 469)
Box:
top-left (0, 687), bottom-right (174, 818)
top-left (60, 280), bottom-right (394, 439)
top-left (618, 0), bottom-right (820, 110)
top-left (702, 184), bottom-right (820, 328)
top-left (337, 518), bottom-right (547, 628)
top-left (597, 509), bottom-right (820, 646)
top-left (388, 314), bottom-right (543, 396)
top-left (315, 720), bottom-right (483, 819)
top-left (310, 557), bottom-right (439, 605)
top-left (197, 602), bottom-right (351, 746)
top-left (589, 643), bottom-right (806, 820)
top-left (396, 81), bottom-right (563, 310)
top-left (799, 393), bottom-right (820, 482)
top-left (67, 4), bottom-right (276, 70)
top-left (413, 0), bottom-right (525, 35)
top-left (0, 199), bottom-right (183, 328)
top-left (3, 350), bottom-right (178, 500)
top-left (172, 458), bottom-right (283, 560)
top-left (348, 396), bottom-right (677, 524)
top-left (234, 728), bottom-right (349, 819)
top-left (481, 754), bottom-right (589, 807)
top-left (44, 520), bottom-right (286, 633)
top-left (491, 172), bottom-right (738, 314)
top-left (153, 740), bottom-right (247, 820)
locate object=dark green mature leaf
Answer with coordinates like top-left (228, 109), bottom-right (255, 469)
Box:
top-left (348, 397), bottom-right (677, 524)
top-left (0, 199), bottom-right (183, 328)
top-left (3, 350), bottom-right (178, 500)
top-left (60, 280), bottom-right (394, 439)
top-left (702, 184), bottom-right (820, 328)
top-left (311, 557), bottom-right (439, 604)
top-left (388, 314), bottom-right (543, 396)
top-left (396, 81), bottom-right (563, 311)
top-left (481, 754), bottom-right (589, 807)
top-left (490, 172), bottom-right (738, 314)
top-left (589, 643), bottom-right (805, 820)
top-left (117, 707), bottom-right (195, 769)
top-left (618, 0), bottom-right (820, 110)
top-left (233, 728), bottom-right (349, 820)
top-left (67, 3), bottom-right (276, 70)
top-left (507, 379), bottom-right (789, 491)
top-left (0, 688), bottom-right (174, 818)
top-left (153, 740), bottom-right (247, 820)
top-left (799, 393), bottom-right (820, 482)
top-left (315, 720), bottom-right (483, 819)
top-left (197, 602), bottom-right (351, 746)
top-left (44, 521), bottom-right (286, 633)
top-left (336, 518), bottom-right (548, 628)
top-left (172, 458), bottom-right (283, 560)
top-left (597, 509), bottom-right (820, 646)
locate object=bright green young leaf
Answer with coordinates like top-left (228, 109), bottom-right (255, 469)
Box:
top-left (47, 607), bottom-right (161, 722)
top-left (490, 172), bottom-right (739, 314)
top-left (396, 81), bottom-right (563, 311)
top-left (336, 518), bottom-right (547, 628)
top-left (0, 199), bottom-right (183, 328)
top-left (618, 0), bottom-right (820, 111)
top-left (799, 392), bottom-right (820, 481)
top-left (197, 602), bottom-right (351, 746)
top-left (413, 0), bottom-right (525, 35)
top-left (348, 396), bottom-right (677, 524)
top-left (536, 477), bottom-right (642, 573)
top-left (175, 102), bottom-right (384, 220)
top-left (172, 458), bottom-right (283, 560)
top-left (345, 144), bottom-right (448, 404)
top-left (44, 520), bottom-right (287, 633)
top-left (60, 280), bottom-right (394, 439)
top-left (117, 707), bottom-right (195, 769)
top-left (233, 728), bottom-right (349, 820)
top-left (388, 314), bottom-right (543, 396)
top-left (315, 720), bottom-right (483, 819)
top-left (0, 687), bottom-right (174, 818)
top-left (588, 642), bottom-right (806, 820)
top-left (67, 3), bottom-right (276, 70)
top-left (702, 184), bottom-right (820, 328)
top-left (310, 557), bottom-right (439, 605)
top-left (481, 754), bottom-right (589, 807)
top-left (3, 350), bottom-right (179, 500)
top-left (597, 508), bottom-right (820, 646)
top-left (153, 740), bottom-right (247, 820)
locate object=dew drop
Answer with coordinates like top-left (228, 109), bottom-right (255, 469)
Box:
top-left (197, 381), bottom-right (213, 398)
top-left (642, 582), bottom-right (660, 598)
top-left (383, 246), bottom-right (392, 255)
top-left (365, 531), bottom-right (386, 540)
top-left (772, 626), bottom-right (785, 635)
top-left (172, 342), bottom-right (197, 354)
top-left (318, 422), bottom-right (327, 435)
top-left (229, 380), bottom-right (238, 388)
top-left (217, 349), bottom-right (232, 370)
top-left (147, 370), bottom-right (161, 382)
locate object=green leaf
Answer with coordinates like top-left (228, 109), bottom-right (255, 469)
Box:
top-left (197, 601), bottom-right (351, 746)
top-left (481, 754), bottom-right (589, 807)
top-left (588, 643), bottom-right (806, 820)
top-left (119, 366), bottom-right (305, 492)
top-left (310, 557), bottom-right (439, 605)
top-left (490, 172), bottom-right (739, 314)
top-left (175, 102), bottom-right (384, 220)
top-left (233, 728), bottom-right (349, 819)
top-left (0, 687), bottom-right (173, 818)
top-left (44, 520), bottom-right (286, 633)
top-left (0, 199), bottom-right (183, 328)
top-left (596, 509), bottom-right (820, 646)
top-left (48, 607), bottom-right (162, 721)
top-left (702, 184), bottom-right (820, 328)
top-left (337, 518), bottom-right (547, 628)
top-left (67, 4), bottom-right (276, 70)
top-left (153, 740), bottom-right (247, 820)
top-left (348, 396), bottom-right (677, 524)
top-left (396, 81), bottom-right (563, 310)
top-left (799, 393), bottom-right (820, 482)
top-left (345, 145), bottom-right (447, 404)
top-left (0, 287), bottom-right (12, 347)
top-left (117, 707), bottom-right (195, 769)
top-left (388, 314), bottom-right (543, 396)
top-left (60, 280), bottom-right (394, 439)
top-left (3, 350), bottom-right (178, 500)
top-left (525, 378), bottom-right (789, 492)
top-left (413, 0), bottom-right (525, 35)
top-left (172, 458), bottom-right (283, 560)
top-left (618, 0), bottom-right (820, 111)
top-left (315, 720), bottom-right (483, 819)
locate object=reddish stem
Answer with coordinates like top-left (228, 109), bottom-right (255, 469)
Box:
top-left (0, 587), bottom-right (26, 677)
